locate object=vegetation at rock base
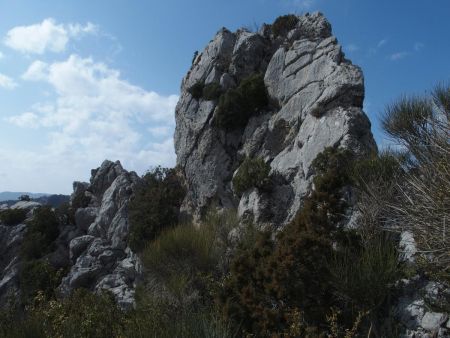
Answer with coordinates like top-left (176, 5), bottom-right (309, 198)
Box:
top-left (272, 14), bottom-right (299, 37)
top-left (128, 166), bottom-right (186, 252)
top-left (215, 73), bottom-right (269, 130)
top-left (0, 208), bottom-right (27, 226)
top-left (232, 156), bottom-right (271, 196)
top-left (19, 260), bottom-right (62, 305)
top-left (17, 206), bottom-right (66, 306)
top-left (220, 147), bottom-right (357, 336)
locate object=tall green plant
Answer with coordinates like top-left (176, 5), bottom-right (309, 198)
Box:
top-left (128, 166), bottom-right (186, 252)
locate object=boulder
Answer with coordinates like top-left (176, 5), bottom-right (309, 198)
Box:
top-left (421, 312), bottom-right (448, 331)
top-left (75, 207), bottom-right (98, 232)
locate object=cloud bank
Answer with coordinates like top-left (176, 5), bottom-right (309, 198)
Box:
top-left (5, 54), bottom-right (178, 193)
top-left (4, 18), bottom-right (97, 54)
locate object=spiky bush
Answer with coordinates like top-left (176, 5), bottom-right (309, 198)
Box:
top-left (330, 233), bottom-right (400, 316)
top-left (381, 84), bottom-right (450, 278)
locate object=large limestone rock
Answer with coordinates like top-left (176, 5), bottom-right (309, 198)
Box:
top-left (59, 160), bottom-right (141, 309)
top-left (175, 12), bottom-right (376, 225)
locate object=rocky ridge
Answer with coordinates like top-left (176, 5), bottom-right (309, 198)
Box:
top-left (0, 160), bottom-right (141, 309)
top-left (175, 12), bottom-right (376, 226)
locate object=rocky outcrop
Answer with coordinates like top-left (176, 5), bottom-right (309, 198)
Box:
top-left (0, 161), bottom-right (142, 309)
top-left (0, 201), bottom-right (41, 307)
top-left (175, 12), bottom-right (376, 226)
top-left (59, 160), bottom-right (141, 309)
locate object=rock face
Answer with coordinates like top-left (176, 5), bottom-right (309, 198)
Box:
top-left (174, 12), bottom-right (376, 225)
top-left (59, 160), bottom-right (141, 309)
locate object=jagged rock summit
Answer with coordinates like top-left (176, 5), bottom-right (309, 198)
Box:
top-left (60, 160), bottom-right (141, 308)
top-left (175, 12), bottom-right (376, 226)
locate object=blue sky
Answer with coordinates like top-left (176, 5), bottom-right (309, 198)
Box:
top-left (0, 0), bottom-right (449, 194)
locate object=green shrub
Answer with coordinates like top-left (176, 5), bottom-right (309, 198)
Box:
top-left (188, 81), bottom-right (205, 100)
top-left (19, 260), bottom-right (61, 304)
top-left (142, 222), bottom-right (219, 281)
top-left (19, 194), bottom-right (31, 201)
top-left (351, 151), bottom-right (404, 190)
top-left (21, 206), bottom-right (59, 261)
top-left (203, 82), bottom-right (223, 100)
top-left (238, 73), bottom-right (269, 110)
top-left (272, 14), bottom-right (299, 37)
top-left (215, 73), bottom-right (268, 130)
top-left (0, 208), bottom-right (27, 226)
top-left (125, 292), bottom-right (234, 338)
top-left (55, 202), bottom-right (76, 226)
top-left (330, 234), bottom-right (400, 314)
top-left (232, 157), bottom-right (271, 196)
top-left (128, 166), bottom-right (186, 252)
top-left (215, 88), bottom-right (245, 129)
top-left (27, 289), bottom-right (124, 338)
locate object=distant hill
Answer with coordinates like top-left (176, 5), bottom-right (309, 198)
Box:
top-left (0, 193), bottom-right (70, 208)
top-left (0, 191), bottom-right (50, 202)
top-left (33, 194), bottom-right (70, 208)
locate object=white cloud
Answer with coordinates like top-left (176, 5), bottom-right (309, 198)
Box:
top-left (0, 73), bottom-right (17, 89)
top-left (6, 112), bottom-right (39, 128)
top-left (4, 18), bottom-right (98, 54)
top-left (390, 51), bottom-right (409, 61)
top-left (67, 22), bottom-right (98, 37)
top-left (22, 60), bottom-right (49, 80)
top-left (6, 54), bottom-right (178, 192)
